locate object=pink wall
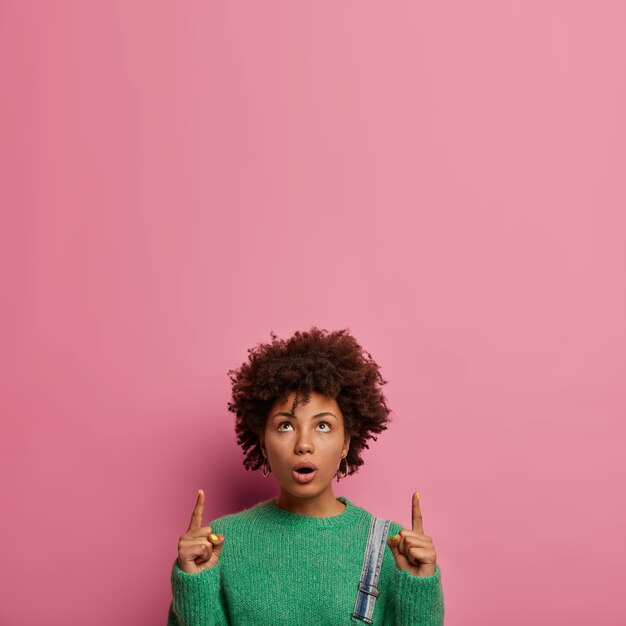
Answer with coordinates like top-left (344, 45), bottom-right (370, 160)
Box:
top-left (1, 2), bottom-right (624, 624)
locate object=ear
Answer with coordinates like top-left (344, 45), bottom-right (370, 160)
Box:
top-left (342, 433), bottom-right (351, 458)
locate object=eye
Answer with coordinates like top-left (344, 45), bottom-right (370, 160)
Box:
top-left (317, 422), bottom-right (331, 431)
top-left (278, 422), bottom-right (293, 432)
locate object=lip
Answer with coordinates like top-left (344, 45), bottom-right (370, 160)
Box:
top-left (292, 468), bottom-right (318, 484)
top-left (292, 461), bottom-right (318, 484)
top-left (293, 462), bottom-right (318, 471)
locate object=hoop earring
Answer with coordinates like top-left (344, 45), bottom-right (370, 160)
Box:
top-left (336, 456), bottom-right (349, 482)
top-left (262, 462), bottom-right (271, 478)
top-left (261, 451), bottom-right (271, 478)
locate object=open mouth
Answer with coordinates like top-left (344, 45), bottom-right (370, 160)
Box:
top-left (292, 466), bottom-right (318, 483)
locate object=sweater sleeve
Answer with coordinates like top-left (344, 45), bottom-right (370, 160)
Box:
top-left (394, 563), bottom-right (444, 626)
top-left (167, 559), bottom-right (230, 626)
top-left (386, 521), bottom-right (445, 626)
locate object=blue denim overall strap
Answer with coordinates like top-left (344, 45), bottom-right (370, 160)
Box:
top-left (350, 515), bottom-right (391, 624)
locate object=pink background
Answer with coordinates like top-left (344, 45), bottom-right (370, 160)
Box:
top-left (1, 2), bottom-right (624, 625)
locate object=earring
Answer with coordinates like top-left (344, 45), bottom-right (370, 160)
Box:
top-left (262, 462), bottom-right (271, 478)
top-left (261, 450), bottom-right (271, 478)
top-left (336, 455), bottom-right (349, 482)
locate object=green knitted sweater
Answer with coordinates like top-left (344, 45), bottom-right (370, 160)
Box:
top-left (168, 495), bottom-right (444, 625)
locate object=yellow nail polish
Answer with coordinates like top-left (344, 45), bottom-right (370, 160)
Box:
top-left (210, 534), bottom-right (218, 542)
top-left (391, 534), bottom-right (399, 542)
top-left (414, 491), bottom-right (420, 500)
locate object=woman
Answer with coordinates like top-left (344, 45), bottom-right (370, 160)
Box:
top-left (168, 327), bottom-right (444, 625)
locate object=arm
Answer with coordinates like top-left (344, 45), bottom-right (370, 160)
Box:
top-left (169, 491), bottom-right (230, 626)
top-left (167, 558), bottom-right (230, 626)
top-left (393, 560), bottom-right (444, 626)
top-left (386, 492), bottom-right (445, 626)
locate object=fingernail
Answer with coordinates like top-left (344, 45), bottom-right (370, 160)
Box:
top-left (210, 534), bottom-right (218, 542)
top-left (391, 534), bottom-right (399, 543)
top-left (414, 491), bottom-right (420, 500)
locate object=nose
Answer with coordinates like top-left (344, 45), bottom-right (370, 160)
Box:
top-left (294, 430), bottom-right (314, 455)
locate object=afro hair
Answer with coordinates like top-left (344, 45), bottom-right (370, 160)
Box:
top-left (227, 326), bottom-right (392, 477)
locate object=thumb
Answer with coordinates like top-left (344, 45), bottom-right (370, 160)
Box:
top-left (209, 533), bottom-right (226, 562)
top-left (387, 533), bottom-right (401, 562)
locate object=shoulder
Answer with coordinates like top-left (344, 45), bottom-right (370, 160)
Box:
top-left (345, 498), bottom-right (404, 538)
top-left (372, 518), bottom-right (404, 541)
top-left (208, 499), bottom-right (271, 531)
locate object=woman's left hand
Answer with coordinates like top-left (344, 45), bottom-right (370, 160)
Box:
top-left (386, 492), bottom-right (438, 577)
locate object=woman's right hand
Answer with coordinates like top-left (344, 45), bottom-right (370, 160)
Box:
top-left (177, 489), bottom-right (225, 574)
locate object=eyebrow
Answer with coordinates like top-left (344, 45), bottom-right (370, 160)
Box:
top-left (272, 412), bottom-right (337, 420)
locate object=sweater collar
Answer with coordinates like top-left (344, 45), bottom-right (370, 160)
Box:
top-left (257, 495), bottom-right (365, 528)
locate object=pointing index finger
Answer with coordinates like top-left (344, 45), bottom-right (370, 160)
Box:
top-left (411, 491), bottom-right (424, 534)
top-left (188, 489), bottom-right (205, 531)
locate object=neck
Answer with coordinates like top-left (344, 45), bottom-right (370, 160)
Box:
top-left (274, 485), bottom-right (346, 517)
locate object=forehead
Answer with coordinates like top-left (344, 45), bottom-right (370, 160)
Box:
top-left (270, 390), bottom-right (341, 416)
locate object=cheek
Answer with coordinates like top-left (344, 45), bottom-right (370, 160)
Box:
top-left (319, 434), bottom-right (346, 453)
top-left (264, 432), bottom-right (290, 456)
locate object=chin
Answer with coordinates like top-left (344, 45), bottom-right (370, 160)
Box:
top-left (280, 479), bottom-right (329, 497)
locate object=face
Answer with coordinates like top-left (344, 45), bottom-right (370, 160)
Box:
top-left (260, 390), bottom-right (350, 499)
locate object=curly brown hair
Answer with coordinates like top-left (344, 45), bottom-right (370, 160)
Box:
top-left (227, 326), bottom-right (392, 477)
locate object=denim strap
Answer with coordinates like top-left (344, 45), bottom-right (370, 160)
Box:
top-left (351, 516), bottom-right (391, 624)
